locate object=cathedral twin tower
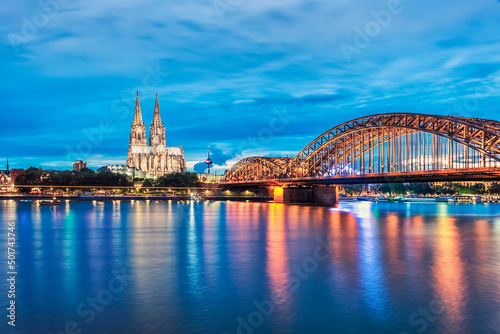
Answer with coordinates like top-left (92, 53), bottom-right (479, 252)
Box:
top-left (126, 92), bottom-right (187, 177)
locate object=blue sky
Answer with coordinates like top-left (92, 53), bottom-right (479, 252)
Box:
top-left (1, 0), bottom-right (500, 172)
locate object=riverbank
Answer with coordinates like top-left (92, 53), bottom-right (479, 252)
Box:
top-left (0, 194), bottom-right (273, 202)
top-left (340, 194), bottom-right (500, 203)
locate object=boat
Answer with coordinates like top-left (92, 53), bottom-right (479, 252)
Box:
top-left (39, 199), bottom-right (62, 206)
top-left (436, 196), bottom-right (456, 203)
top-left (452, 195), bottom-right (477, 203)
top-left (377, 196), bottom-right (390, 202)
top-left (404, 196), bottom-right (436, 203)
top-left (357, 196), bottom-right (378, 202)
top-left (339, 196), bottom-right (357, 202)
top-left (191, 195), bottom-right (203, 202)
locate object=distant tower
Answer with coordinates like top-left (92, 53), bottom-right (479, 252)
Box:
top-left (6, 158), bottom-right (9, 176)
top-left (149, 93), bottom-right (166, 147)
top-left (205, 146), bottom-right (213, 174)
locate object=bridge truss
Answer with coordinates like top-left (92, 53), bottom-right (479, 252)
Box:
top-left (224, 157), bottom-right (292, 181)
top-left (224, 113), bottom-right (500, 182)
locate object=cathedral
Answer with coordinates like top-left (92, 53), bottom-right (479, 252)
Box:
top-left (126, 93), bottom-right (187, 177)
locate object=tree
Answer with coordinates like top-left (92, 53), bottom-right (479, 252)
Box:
top-left (157, 172), bottom-right (200, 187)
top-left (52, 170), bottom-right (75, 186)
top-left (408, 183), bottom-right (433, 195)
top-left (473, 183), bottom-right (486, 195)
top-left (142, 179), bottom-right (153, 187)
top-left (14, 167), bottom-right (43, 185)
top-left (392, 183), bottom-right (407, 195)
top-left (489, 183), bottom-right (500, 195)
top-left (19, 187), bottom-right (31, 193)
top-left (343, 184), bottom-right (363, 195)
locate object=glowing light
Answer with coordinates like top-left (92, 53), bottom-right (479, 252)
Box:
top-left (273, 187), bottom-right (283, 196)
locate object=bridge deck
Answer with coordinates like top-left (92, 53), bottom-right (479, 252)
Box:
top-left (222, 167), bottom-right (500, 187)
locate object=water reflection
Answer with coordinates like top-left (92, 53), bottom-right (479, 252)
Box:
top-left (266, 204), bottom-right (290, 308)
top-left (186, 201), bottom-right (202, 297)
top-left (0, 200), bottom-right (499, 334)
top-left (431, 217), bottom-right (467, 333)
top-left (356, 204), bottom-right (388, 319)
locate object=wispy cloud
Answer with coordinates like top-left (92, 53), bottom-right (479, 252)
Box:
top-left (1, 0), bottom-right (500, 171)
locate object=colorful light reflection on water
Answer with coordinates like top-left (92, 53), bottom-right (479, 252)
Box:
top-left (1, 200), bottom-right (499, 334)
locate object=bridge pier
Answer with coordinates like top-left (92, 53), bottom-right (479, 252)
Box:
top-left (313, 186), bottom-right (339, 205)
top-left (274, 186), bottom-right (338, 205)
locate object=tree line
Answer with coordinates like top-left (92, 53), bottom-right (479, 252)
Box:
top-left (14, 167), bottom-right (201, 189)
top-left (143, 172), bottom-right (200, 188)
top-left (14, 167), bottom-right (131, 187)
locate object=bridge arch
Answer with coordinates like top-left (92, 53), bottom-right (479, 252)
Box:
top-left (224, 113), bottom-right (500, 181)
top-left (224, 157), bottom-right (292, 182)
top-left (292, 113), bottom-right (500, 177)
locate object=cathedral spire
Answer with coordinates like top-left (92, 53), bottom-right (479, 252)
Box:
top-left (133, 91), bottom-right (143, 123)
top-left (152, 93), bottom-right (162, 125)
top-left (127, 92), bottom-right (147, 151)
top-left (6, 158), bottom-right (9, 171)
top-left (149, 93), bottom-right (166, 147)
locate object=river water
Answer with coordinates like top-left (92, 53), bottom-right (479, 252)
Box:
top-left (1, 199), bottom-right (499, 334)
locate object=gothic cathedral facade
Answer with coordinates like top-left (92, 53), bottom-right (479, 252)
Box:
top-left (126, 93), bottom-right (187, 177)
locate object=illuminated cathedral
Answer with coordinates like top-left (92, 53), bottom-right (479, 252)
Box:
top-left (126, 93), bottom-right (187, 177)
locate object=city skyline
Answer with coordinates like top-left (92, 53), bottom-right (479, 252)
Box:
top-left (2, 3), bottom-right (500, 334)
top-left (1, 0), bottom-right (500, 172)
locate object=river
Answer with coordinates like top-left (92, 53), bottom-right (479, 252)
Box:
top-left (1, 199), bottom-right (499, 334)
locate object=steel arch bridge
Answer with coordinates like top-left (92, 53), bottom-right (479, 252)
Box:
top-left (224, 113), bottom-right (500, 184)
top-left (224, 157), bottom-right (293, 181)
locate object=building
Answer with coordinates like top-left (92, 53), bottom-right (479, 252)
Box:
top-left (0, 159), bottom-right (13, 192)
top-left (197, 173), bottom-right (225, 183)
top-left (73, 160), bottom-right (87, 171)
top-left (126, 93), bottom-right (187, 177)
top-left (8, 169), bottom-right (24, 183)
top-left (97, 164), bottom-right (154, 180)
top-left (0, 172), bottom-right (13, 192)
top-left (0, 158), bottom-right (10, 176)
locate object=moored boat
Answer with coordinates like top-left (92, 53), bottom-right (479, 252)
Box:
top-left (436, 196), bottom-right (456, 203)
top-left (357, 196), bottom-right (378, 202)
top-left (404, 196), bottom-right (436, 203)
top-left (39, 199), bottom-right (62, 206)
top-left (339, 196), bottom-right (357, 202)
top-left (452, 195), bottom-right (477, 203)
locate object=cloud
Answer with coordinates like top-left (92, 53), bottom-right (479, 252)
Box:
top-left (1, 0), bottom-right (500, 170)
top-left (193, 145), bottom-right (237, 173)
